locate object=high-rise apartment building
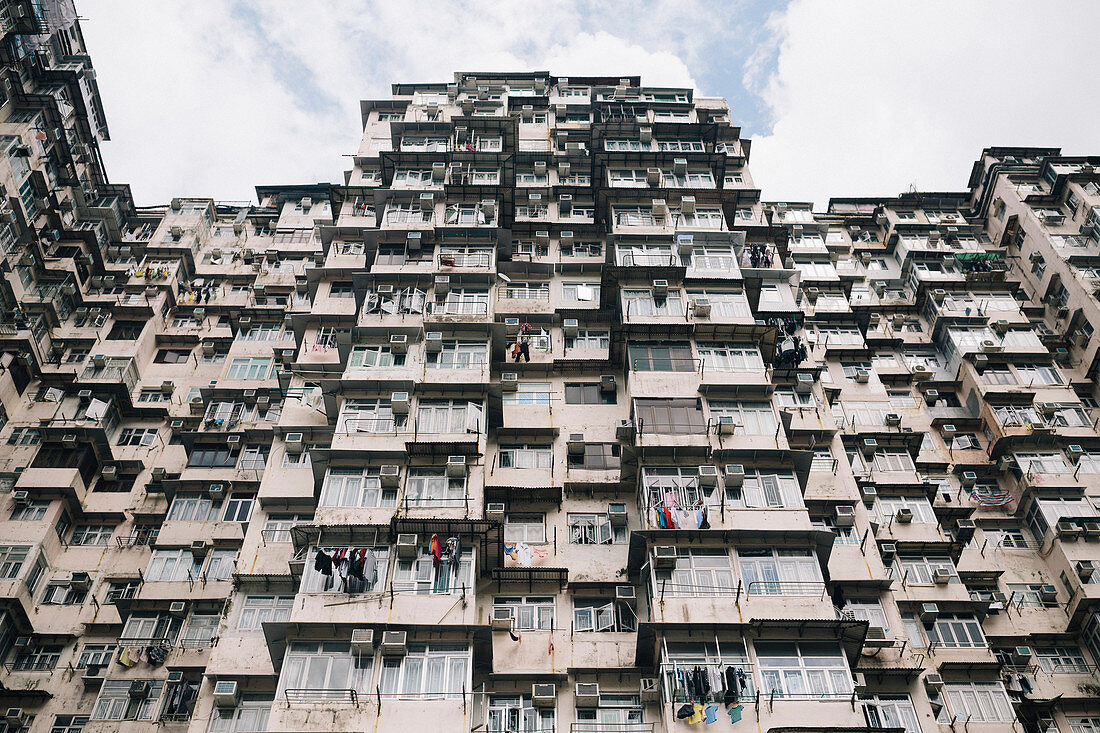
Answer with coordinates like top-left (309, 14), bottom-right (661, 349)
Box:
top-left (2, 5), bottom-right (1100, 733)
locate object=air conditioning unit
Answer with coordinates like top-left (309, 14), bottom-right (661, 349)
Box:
top-left (212, 680), bottom-right (239, 707)
top-left (692, 298), bottom-right (711, 317)
top-left (835, 505), bottom-right (856, 527)
top-left (885, 413), bottom-right (901, 427)
top-left (1083, 522), bottom-right (1100, 539)
top-left (724, 464), bottom-right (745, 487)
top-left (795, 373), bottom-right (815, 393)
top-left (434, 275), bottom-right (450, 294)
top-left (396, 534), bottom-right (418, 559)
top-left (932, 568), bottom-right (952, 584)
top-left (491, 607), bottom-right (514, 631)
top-left (101, 465), bottom-right (117, 481)
top-left (600, 375), bottom-right (616, 392)
top-left (381, 630), bottom-right (407, 656)
top-left (284, 433), bottom-right (304, 453)
top-left (390, 391), bottom-right (410, 414)
top-left (879, 542), bottom-right (896, 562)
top-left (861, 438), bottom-right (878, 456)
top-left (860, 485), bottom-right (878, 504)
top-left (957, 471), bottom-right (977, 488)
top-left (855, 369), bottom-right (870, 383)
top-left (864, 626), bottom-right (891, 647)
top-left (651, 199), bottom-right (668, 217)
top-left (151, 467), bottom-right (166, 480)
top-left (672, 157), bottom-right (688, 176)
top-left (536, 230), bottom-right (550, 244)
top-left (608, 502), bottom-right (627, 526)
top-left (559, 195), bottom-right (572, 214)
top-left (941, 424), bottom-right (957, 439)
top-left (346, 629), bottom-right (375, 655)
top-left (615, 419), bottom-right (635, 441)
top-left (923, 673), bottom-right (944, 694)
top-left (567, 433), bottom-right (585, 454)
top-left (501, 372), bottom-right (518, 391)
top-left (653, 546), bottom-right (677, 567)
top-left (191, 540), bottom-right (211, 557)
top-left (919, 603), bottom-right (939, 622)
top-left (425, 332), bottom-right (444, 351)
top-left (70, 572), bottom-right (91, 591)
top-left (868, 313), bottom-right (881, 328)
top-left (208, 483), bottom-right (226, 500)
top-left (575, 683), bottom-right (600, 707)
top-left (981, 339), bottom-right (1002, 353)
top-left (895, 507), bottom-right (914, 524)
top-left (532, 683), bottom-right (556, 707)
top-left (419, 193), bottom-right (434, 211)
top-left (407, 231), bottom-right (422, 250)
top-left (129, 681), bottom-right (151, 699)
top-left (11, 491), bottom-right (29, 506)
top-left (81, 664), bottom-right (104, 688)
top-left (1077, 560), bottom-right (1096, 580)
top-left (486, 502), bottom-right (505, 521)
top-left (447, 455), bottom-right (466, 476)
top-left (615, 585), bottom-right (636, 606)
top-left (169, 601), bottom-right (187, 615)
top-left (652, 279), bottom-right (668, 295)
top-left (1056, 520), bottom-right (1080, 541)
top-left (677, 233), bottom-right (694, 254)
top-left (923, 389), bottom-right (939, 405)
top-left (716, 415), bottom-right (737, 435)
top-left (1039, 585), bottom-right (1058, 602)
top-left (384, 333), bottom-right (408, 355)
top-left (697, 465), bottom-right (719, 487)
top-left (647, 167), bottom-right (661, 185)
top-left (563, 318), bottom-right (579, 336)
top-left (560, 231), bottom-right (574, 246)
top-left (680, 195), bottom-right (696, 214)
top-left (955, 519), bottom-right (976, 542)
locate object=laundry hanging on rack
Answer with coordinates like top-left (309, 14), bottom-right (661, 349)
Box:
top-left (430, 533), bottom-right (443, 563)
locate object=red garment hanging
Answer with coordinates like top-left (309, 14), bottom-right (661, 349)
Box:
top-left (430, 533), bottom-right (442, 563)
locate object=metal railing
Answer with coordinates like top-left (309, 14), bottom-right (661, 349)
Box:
top-left (430, 301), bottom-right (490, 316)
top-left (571, 724), bottom-right (654, 733)
top-left (659, 661), bottom-right (756, 702)
top-left (654, 580), bottom-right (738, 598)
top-left (284, 688), bottom-right (359, 706)
top-left (630, 357), bottom-right (701, 373)
top-left (438, 252), bottom-right (493, 268)
top-left (337, 417), bottom-right (407, 435)
top-left (616, 253), bottom-right (679, 267)
top-left (116, 530), bottom-right (159, 548)
top-left (501, 287), bottom-right (550, 300)
top-left (746, 580), bottom-right (828, 597)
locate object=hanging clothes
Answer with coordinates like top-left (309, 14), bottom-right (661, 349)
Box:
top-left (687, 703), bottom-right (705, 724)
top-left (676, 703), bottom-right (695, 720)
top-left (699, 506), bottom-right (710, 530)
top-left (446, 538), bottom-right (461, 574)
top-left (362, 549), bottom-right (378, 585)
top-left (723, 666), bottom-right (740, 706)
top-left (703, 705), bottom-right (718, 724)
top-left (118, 647), bottom-right (135, 667)
top-left (430, 534), bottom-right (443, 563)
top-left (727, 705), bottom-right (743, 723)
top-left (314, 549), bottom-right (333, 575)
top-left (515, 542), bottom-right (534, 567)
top-left (706, 666), bottom-right (722, 697)
top-left (348, 549), bottom-right (365, 581)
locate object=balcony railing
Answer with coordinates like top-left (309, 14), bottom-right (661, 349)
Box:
top-left (438, 252), bottom-right (493, 268)
top-left (284, 688), bottom-right (360, 706)
top-left (571, 724), bottom-right (654, 733)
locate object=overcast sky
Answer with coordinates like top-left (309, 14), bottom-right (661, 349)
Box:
top-left (79, 0), bottom-right (1100, 210)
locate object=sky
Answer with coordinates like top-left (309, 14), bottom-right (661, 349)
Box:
top-left (78, 0), bottom-right (1100, 210)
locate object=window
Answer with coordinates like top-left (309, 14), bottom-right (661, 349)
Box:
top-left (168, 493), bottom-right (217, 522)
top-left (487, 696), bottom-right (554, 733)
top-left (226, 357), bottom-right (273, 380)
top-left (146, 549), bottom-right (202, 582)
top-left (182, 614), bottom-right (221, 647)
top-left (41, 578), bottom-right (88, 605)
top-left (568, 443), bottom-right (620, 470)
top-left (378, 644), bottom-right (470, 699)
top-left (494, 597), bottom-right (554, 630)
top-left (208, 700), bottom-right (272, 733)
top-left (498, 444), bottom-right (552, 469)
top-left (562, 282), bottom-right (599, 302)
top-left (1034, 645), bottom-right (1089, 674)
top-left (568, 513), bottom-right (626, 545)
top-left (984, 526), bottom-right (1033, 549)
top-left (154, 348), bottom-right (191, 364)
top-left (262, 514), bottom-right (311, 543)
top-left (565, 328), bottom-right (609, 350)
top-left (696, 344), bottom-right (763, 372)
top-left (503, 514), bottom-right (546, 544)
top-left (565, 383), bottom-right (615, 405)
top-left (338, 398), bottom-right (404, 434)
top-left (187, 446), bottom-right (239, 468)
top-left (756, 641), bottom-right (852, 698)
top-left (0, 545), bottom-right (29, 579)
top-left (10, 500), bottom-right (49, 521)
top-left (1008, 583), bottom-right (1059, 608)
top-left (926, 614), bottom-right (986, 647)
top-left (320, 467), bottom-right (396, 508)
top-left (895, 556), bottom-right (957, 584)
top-left (50, 716), bottom-right (89, 733)
top-left (575, 694), bottom-right (643, 728)
top-left (1025, 496), bottom-right (1096, 540)
top-left (277, 642), bottom-right (373, 699)
top-left (739, 548), bottom-right (823, 595)
top-left (623, 288), bottom-right (685, 317)
top-left (425, 340), bottom-right (488, 369)
top-left (876, 496), bottom-right (936, 524)
top-left (118, 427), bottom-right (158, 446)
top-left (573, 598), bottom-right (637, 633)
top-left (730, 471), bottom-right (803, 508)
top-left (76, 643), bottom-right (116, 669)
top-left (92, 680), bottom-right (165, 721)
top-left (107, 321), bottom-right (144, 340)
top-left (810, 449), bottom-right (835, 472)
top-left (651, 546), bottom-right (734, 597)
top-left (238, 445), bottom-right (267, 471)
top-left (405, 468), bottom-right (466, 507)
top-left (502, 383), bottom-right (551, 406)
top-left (70, 524), bottom-right (113, 546)
top-left (302, 546), bottom-right (389, 594)
top-left (222, 493), bottom-right (254, 522)
top-left (634, 398), bottom-right (705, 433)
top-left (416, 399), bottom-right (483, 434)
top-left (136, 389), bottom-right (170, 403)
top-left (106, 581), bottom-right (140, 604)
top-left (204, 549), bottom-right (238, 581)
top-left (941, 681), bottom-right (1014, 723)
top-left (349, 346), bottom-right (405, 368)
top-left (13, 643), bottom-right (61, 670)
top-left (329, 281), bottom-right (354, 298)
top-left (872, 451), bottom-right (916, 473)
top-left (843, 600), bottom-right (889, 629)
top-left (862, 695), bottom-right (920, 733)
top-left (393, 548), bottom-right (473, 595)
top-left (708, 401), bottom-right (777, 436)
top-left (7, 426), bottom-right (40, 445)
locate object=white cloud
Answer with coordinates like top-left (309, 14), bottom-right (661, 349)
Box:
top-left (79, 0), bottom-right (712, 205)
top-left (750, 0), bottom-right (1100, 210)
